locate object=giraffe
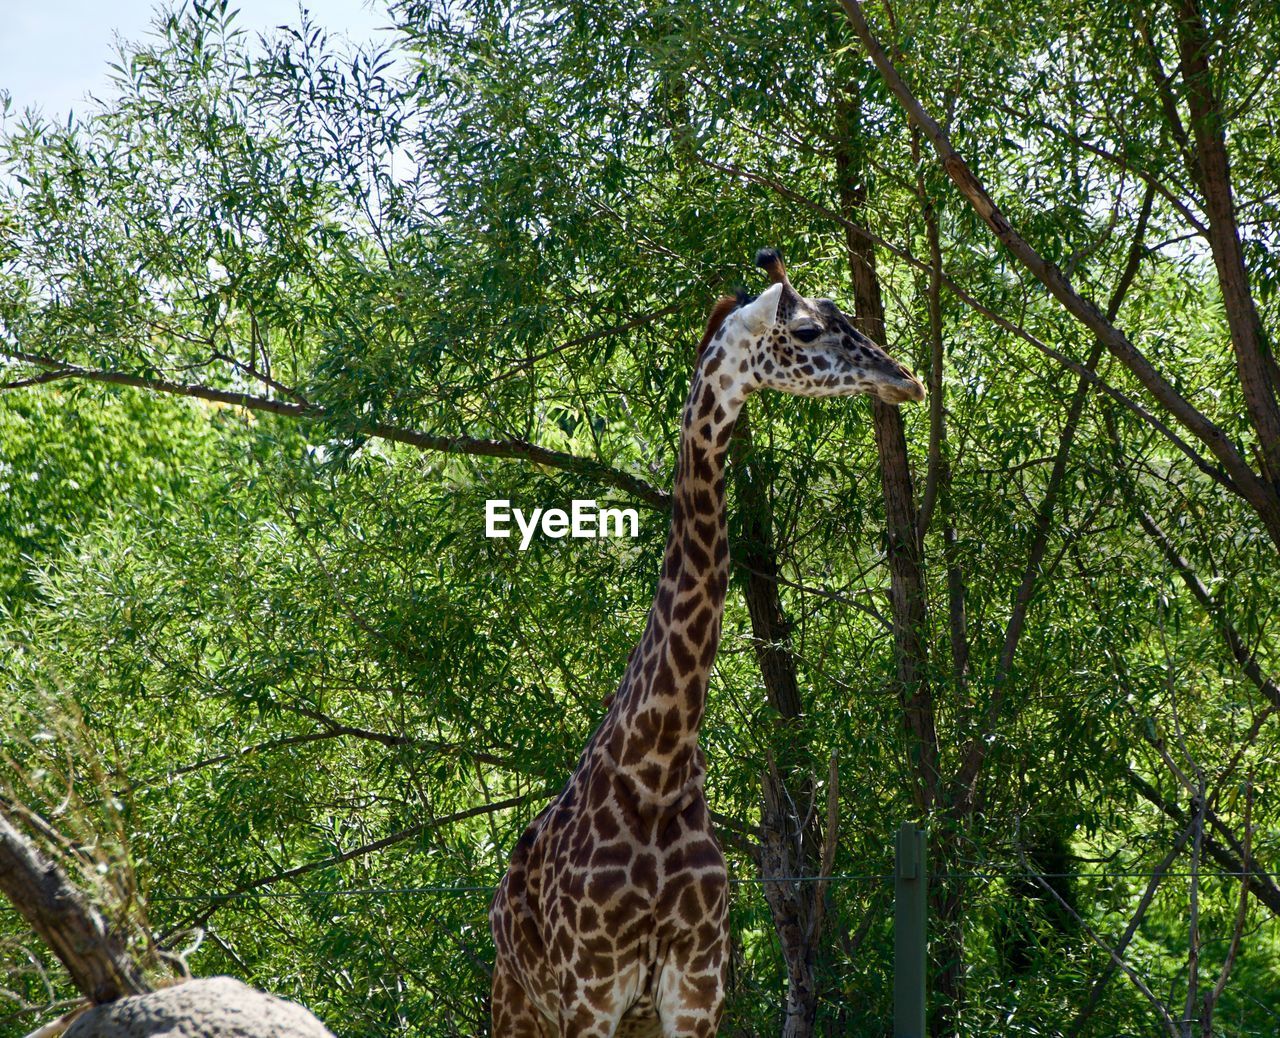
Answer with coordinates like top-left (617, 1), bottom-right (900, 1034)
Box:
top-left (489, 249), bottom-right (925, 1037)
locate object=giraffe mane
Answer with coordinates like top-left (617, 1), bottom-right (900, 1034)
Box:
top-left (696, 290), bottom-right (755, 358)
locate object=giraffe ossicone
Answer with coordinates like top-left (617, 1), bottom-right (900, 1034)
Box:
top-left (489, 251), bottom-right (924, 1037)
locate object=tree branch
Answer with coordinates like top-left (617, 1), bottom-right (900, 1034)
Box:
top-left (1175, 0), bottom-right (1280, 490)
top-left (1125, 770), bottom-right (1280, 917)
top-left (1132, 509), bottom-right (1280, 713)
top-left (1016, 827), bottom-right (1180, 1038)
top-left (992, 102), bottom-right (1207, 236)
top-left (699, 154), bottom-right (1237, 498)
top-left (950, 185), bottom-right (1157, 812)
top-left (1067, 812), bottom-right (1197, 1036)
top-left (0, 813), bottom-right (148, 1004)
top-left (173, 790), bottom-right (552, 933)
top-left (839, 0), bottom-right (1280, 547)
top-left (0, 350), bottom-right (670, 511)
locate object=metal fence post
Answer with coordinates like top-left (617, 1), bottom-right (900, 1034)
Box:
top-left (894, 821), bottom-right (928, 1038)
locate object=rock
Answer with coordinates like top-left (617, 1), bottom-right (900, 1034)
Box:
top-left (64, 977), bottom-right (336, 1038)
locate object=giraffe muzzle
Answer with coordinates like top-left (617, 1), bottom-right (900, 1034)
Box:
top-left (875, 368), bottom-right (927, 405)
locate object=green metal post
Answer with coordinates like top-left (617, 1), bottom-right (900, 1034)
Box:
top-left (894, 822), bottom-right (928, 1038)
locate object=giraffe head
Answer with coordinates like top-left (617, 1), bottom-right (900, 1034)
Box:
top-left (699, 249), bottom-right (925, 405)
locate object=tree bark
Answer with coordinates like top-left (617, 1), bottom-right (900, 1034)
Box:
top-left (1174, 0), bottom-right (1280, 490)
top-left (834, 86), bottom-right (947, 1031)
top-left (913, 157), bottom-right (972, 696)
top-left (731, 410), bottom-right (824, 1038)
top-left (835, 102), bottom-right (939, 818)
top-left (0, 813), bottom-right (149, 1005)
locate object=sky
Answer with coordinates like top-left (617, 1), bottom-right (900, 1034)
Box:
top-left (0, 1), bottom-right (397, 120)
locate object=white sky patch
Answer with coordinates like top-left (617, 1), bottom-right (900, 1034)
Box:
top-left (0, 0), bottom-right (397, 119)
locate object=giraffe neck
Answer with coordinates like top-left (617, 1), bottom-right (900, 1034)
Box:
top-left (601, 339), bottom-right (753, 803)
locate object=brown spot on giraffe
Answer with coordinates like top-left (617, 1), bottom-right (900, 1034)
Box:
top-left (489, 250), bottom-right (924, 1036)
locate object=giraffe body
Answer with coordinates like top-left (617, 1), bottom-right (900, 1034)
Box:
top-left (490, 255), bottom-right (924, 1037)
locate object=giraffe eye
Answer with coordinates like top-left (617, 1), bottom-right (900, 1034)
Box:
top-left (793, 325), bottom-right (822, 344)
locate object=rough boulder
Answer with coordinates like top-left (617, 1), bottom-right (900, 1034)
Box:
top-left (64, 977), bottom-right (336, 1038)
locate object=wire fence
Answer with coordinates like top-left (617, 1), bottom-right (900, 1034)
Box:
top-left (0, 867), bottom-right (1275, 909)
top-left (2, 864), bottom-right (1278, 1038)
top-left (125, 867), bottom-right (1280, 903)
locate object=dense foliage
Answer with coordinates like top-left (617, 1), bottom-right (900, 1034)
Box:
top-left (2, 1), bottom-right (1278, 1035)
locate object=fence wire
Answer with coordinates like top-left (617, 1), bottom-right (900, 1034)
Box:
top-left (130, 868), bottom-right (1280, 903)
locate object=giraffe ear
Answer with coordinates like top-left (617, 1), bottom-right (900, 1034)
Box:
top-left (735, 282), bottom-right (785, 336)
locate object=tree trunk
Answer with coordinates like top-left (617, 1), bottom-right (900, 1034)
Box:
top-left (1175, 0), bottom-right (1280, 492)
top-left (834, 87), bottom-right (947, 1030)
top-left (732, 410), bottom-right (824, 1037)
top-left (835, 103), bottom-right (939, 820)
top-left (733, 410), bottom-right (804, 723)
top-left (759, 760), bottom-right (819, 1038)
top-left (0, 813), bottom-right (149, 1005)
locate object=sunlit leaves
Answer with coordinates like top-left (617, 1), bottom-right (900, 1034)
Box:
top-left (2, 0), bottom-right (1279, 1035)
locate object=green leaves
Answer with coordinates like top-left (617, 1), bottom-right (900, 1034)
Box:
top-left (2, 0), bottom-right (1279, 1035)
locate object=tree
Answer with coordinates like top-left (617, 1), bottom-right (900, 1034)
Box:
top-left (2, 1), bottom-right (1277, 1035)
